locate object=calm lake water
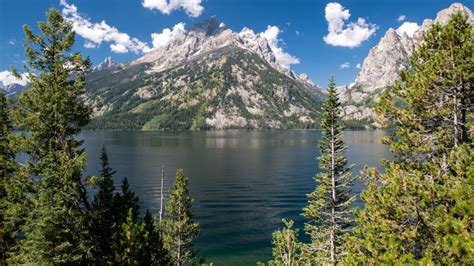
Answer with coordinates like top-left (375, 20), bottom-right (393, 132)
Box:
top-left (80, 130), bottom-right (391, 265)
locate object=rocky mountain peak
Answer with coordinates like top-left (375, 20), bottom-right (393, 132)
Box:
top-left (131, 17), bottom-right (315, 87)
top-left (356, 3), bottom-right (472, 92)
top-left (93, 57), bottom-right (119, 71)
top-left (354, 27), bottom-right (412, 92)
top-left (436, 3), bottom-right (473, 24)
top-left (341, 3), bottom-right (472, 124)
top-left (189, 16), bottom-right (223, 36)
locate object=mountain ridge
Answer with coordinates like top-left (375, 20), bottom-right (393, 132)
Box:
top-left (339, 2), bottom-right (473, 125)
top-left (84, 18), bottom-right (325, 130)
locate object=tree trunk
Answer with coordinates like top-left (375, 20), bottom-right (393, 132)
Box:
top-left (330, 125), bottom-right (336, 264)
top-left (160, 165), bottom-right (164, 221)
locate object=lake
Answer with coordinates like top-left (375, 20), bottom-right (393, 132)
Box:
top-left (80, 130), bottom-right (391, 265)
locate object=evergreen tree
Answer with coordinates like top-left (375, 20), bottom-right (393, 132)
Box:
top-left (92, 145), bottom-right (117, 262)
top-left (0, 92), bottom-right (15, 185)
top-left (114, 177), bottom-right (140, 224)
top-left (115, 208), bottom-right (148, 265)
top-left (269, 219), bottom-right (301, 266)
top-left (346, 12), bottom-right (473, 264)
top-left (144, 209), bottom-right (171, 265)
top-left (302, 77), bottom-right (355, 264)
top-left (0, 92), bottom-right (20, 262)
top-left (8, 8), bottom-right (93, 264)
top-left (163, 169), bottom-right (200, 266)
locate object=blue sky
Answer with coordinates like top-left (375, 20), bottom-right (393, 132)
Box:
top-left (0, 0), bottom-right (472, 86)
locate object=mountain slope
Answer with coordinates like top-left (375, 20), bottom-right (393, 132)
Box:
top-left (339, 3), bottom-right (473, 125)
top-left (85, 19), bottom-right (324, 130)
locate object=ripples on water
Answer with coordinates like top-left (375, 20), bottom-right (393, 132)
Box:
top-left (81, 130), bottom-right (390, 265)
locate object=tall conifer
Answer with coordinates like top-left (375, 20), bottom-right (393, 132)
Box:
top-left (144, 209), bottom-right (171, 265)
top-left (92, 145), bottom-right (117, 262)
top-left (346, 12), bottom-right (473, 264)
top-left (9, 8), bottom-right (93, 263)
top-left (163, 169), bottom-right (200, 266)
top-left (302, 78), bottom-right (355, 264)
top-left (115, 208), bottom-right (148, 265)
top-left (0, 92), bottom-right (20, 262)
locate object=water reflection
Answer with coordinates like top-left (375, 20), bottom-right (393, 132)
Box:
top-left (80, 130), bottom-right (390, 265)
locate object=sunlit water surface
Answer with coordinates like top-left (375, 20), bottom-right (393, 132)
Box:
top-left (81, 130), bottom-right (390, 265)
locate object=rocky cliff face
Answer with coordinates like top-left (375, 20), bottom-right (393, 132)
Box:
top-left (93, 57), bottom-right (121, 72)
top-left (131, 17), bottom-right (312, 86)
top-left (85, 18), bottom-right (324, 130)
top-left (340, 3), bottom-right (473, 124)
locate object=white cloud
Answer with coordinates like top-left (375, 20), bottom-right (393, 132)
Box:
top-left (295, 30), bottom-right (300, 36)
top-left (323, 2), bottom-right (376, 48)
top-left (84, 41), bottom-right (97, 48)
top-left (8, 39), bottom-right (16, 45)
top-left (340, 62), bottom-right (350, 69)
top-left (0, 70), bottom-right (28, 87)
top-left (150, 23), bottom-right (186, 50)
top-left (396, 22), bottom-right (420, 38)
top-left (142, 0), bottom-right (204, 17)
top-left (110, 43), bottom-right (128, 53)
top-left (260, 25), bottom-right (299, 69)
top-left (60, 0), bottom-right (151, 54)
top-left (397, 15), bottom-right (406, 22)
top-left (356, 63), bottom-right (361, 69)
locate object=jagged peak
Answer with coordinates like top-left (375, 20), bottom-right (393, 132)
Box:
top-left (437, 3), bottom-right (473, 22)
top-left (189, 16), bottom-right (222, 36)
top-left (94, 56), bottom-right (118, 71)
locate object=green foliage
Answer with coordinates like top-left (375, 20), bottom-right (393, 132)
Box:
top-left (163, 169), bottom-right (201, 265)
top-left (84, 46), bottom-right (323, 131)
top-left (144, 209), bottom-right (171, 265)
top-left (114, 177), bottom-right (140, 224)
top-left (115, 208), bottom-right (149, 265)
top-left (346, 12), bottom-right (474, 264)
top-left (269, 219), bottom-right (301, 266)
top-left (0, 92), bottom-right (20, 263)
top-left (91, 145), bottom-right (117, 263)
top-left (302, 78), bottom-right (355, 265)
top-left (7, 8), bottom-right (93, 264)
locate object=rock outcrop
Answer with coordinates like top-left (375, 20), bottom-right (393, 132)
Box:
top-left (340, 3), bottom-right (473, 124)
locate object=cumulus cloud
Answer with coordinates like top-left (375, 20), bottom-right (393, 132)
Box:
top-left (0, 70), bottom-right (28, 87)
top-left (60, 0), bottom-right (151, 53)
top-left (84, 41), bottom-right (97, 48)
top-left (396, 22), bottom-right (420, 37)
top-left (260, 25), bottom-right (299, 69)
top-left (356, 63), bottom-right (361, 69)
top-left (150, 23), bottom-right (186, 49)
top-left (340, 62), bottom-right (350, 69)
top-left (397, 15), bottom-right (406, 22)
top-left (323, 2), bottom-right (376, 48)
top-left (142, 0), bottom-right (203, 17)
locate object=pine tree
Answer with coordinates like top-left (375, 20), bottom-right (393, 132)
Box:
top-left (346, 12), bottom-right (473, 264)
top-left (115, 208), bottom-right (148, 265)
top-left (114, 177), bottom-right (140, 224)
top-left (302, 77), bottom-right (355, 264)
top-left (144, 209), bottom-right (171, 265)
top-left (269, 219), bottom-right (301, 266)
top-left (8, 8), bottom-right (93, 264)
top-left (0, 92), bottom-right (19, 262)
top-left (163, 169), bottom-right (200, 266)
top-left (92, 145), bottom-right (117, 262)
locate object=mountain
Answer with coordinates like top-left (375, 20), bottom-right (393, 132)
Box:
top-left (339, 3), bottom-right (473, 125)
top-left (0, 71), bottom-right (28, 96)
top-left (93, 57), bottom-right (121, 72)
top-left (85, 17), bottom-right (324, 130)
